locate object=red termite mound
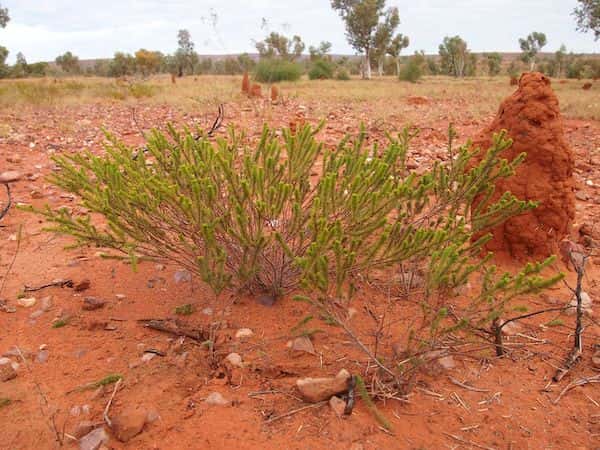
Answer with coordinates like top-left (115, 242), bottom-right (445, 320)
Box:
top-left (472, 72), bottom-right (575, 260)
top-left (271, 85), bottom-right (279, 102)
top-left (242, 72), bottom-right (250, 94)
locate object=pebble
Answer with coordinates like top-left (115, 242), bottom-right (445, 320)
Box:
top-left (204, 392), bottom-right (231, 406)
top-left (0, 171), bottom-right (21, 183)
top-left (110, 406), bottom-right (148, 442)
top-left (17, 297), bottom-right (37, 308)
top-left (225, 352), bottom-right (243, 368)
top-left (201, 307), bottom-right (213, 316)
top-left (296, 369), bottom-right (352, 403)
top-left (79, 427), bottom-right (109, 450)
top-left (173, 270), bottom-right (191, 283)
top-left (0, 358), bottom-right (17, 382)
top-left (329, 396), bottom-right (347, 417)
top-left (36, 350), bottom-right (49, 363)
top-left (40, 296), bottom-right (53, 311)
top-left (82, 297), bottom-right (106, 311)
top-left (74, 279), bottom-right (91, 292)
top-left (287, 336), bottom-right (316, 355)
top-left (141, 353), bottom-right (156, 363)
top-left (235, 328), bottom-right (254, 339)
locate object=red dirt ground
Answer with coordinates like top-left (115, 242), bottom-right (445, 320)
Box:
top-left (1, 89), bottom-right (600, 450)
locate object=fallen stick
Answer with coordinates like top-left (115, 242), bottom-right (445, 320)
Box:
top-left (449, 376), bottom-right (490, 393)
top-left (138, 319), bottom-right (209, 342)
top-left (24, 279), bottom-right (73, 292)
top-left (264, 401), bottom-right (327, 424)
top-left (443, 432), bottom-right (496, 450)
top-left (103, 378), bottom-right (122, 428)
top-left (553, 374), bottom-right (600, 404)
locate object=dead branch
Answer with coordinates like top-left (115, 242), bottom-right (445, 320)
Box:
top-left (138, 318), bottom-right (209, 342)
top-left (103, 378), bottom-right (122, 427)
top-left (264, 401), bottom-right (327, 424)
top-left (449, 376), bottom-right (490, 393)
top-left (0, 183), bottom-right (11, 222)
top-left (24, 279), bottom-right (73, 292)
top-left (553, 374), bottom-right (600, 404)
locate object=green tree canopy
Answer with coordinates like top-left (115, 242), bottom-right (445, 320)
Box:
top-left (519, 32), bottom-right (547, 71)
top-left (574, 0), bottom-right (600, 40)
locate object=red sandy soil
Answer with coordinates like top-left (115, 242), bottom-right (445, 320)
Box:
top-left (1, 91), bottom-right (600, 450)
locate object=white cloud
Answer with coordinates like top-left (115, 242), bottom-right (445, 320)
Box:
top-left (0, 0), bottom-right (597, 64)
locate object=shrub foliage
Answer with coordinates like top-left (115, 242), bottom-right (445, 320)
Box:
top-left (32, 122), bottom-right (560, 354)
top-left (254, 59), bottom-right (302, 83)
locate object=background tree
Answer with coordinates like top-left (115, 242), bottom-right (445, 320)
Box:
top-left (11, 52), bottom-right (27, 78)
top-left (109, 52), bottom-right (136, 77)
top-left (237, 53), bottom-right (256, 71)
top-left (255, 32), bottom-right (305, 60)
top-left (519, 32), bottom-right (547, 71)
top-left (438, 35), bottom-right (470, 77)
top-left (486, 52), bottom-right (502, 76)
top-left (387, 34), bottom-right (409, 76)
top-left (0, 46), bottom-right (8, 78)
top-left (331, 0), bottom-right (391, 79)
top-left (134, 49), bottom-right (162, 76)
top-left (0, 3), bottom-right (8, 28)
top-left (554, 44), bottom-right (568, 78)
top-left (309, 41), bottom-right (333, 61)
top-left (372, 7), bottom-right (399, 76)
top-left (573, 0), bottom-right (600, 40)
top-left (175, 29), bottom-right (197, 76)
top-left (55, 51), bottom-right (80, 74)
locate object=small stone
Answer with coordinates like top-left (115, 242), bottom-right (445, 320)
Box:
top-left (74, 279), bottom-right (91, 292)
top-left (79, 427), bottom-right (109, 450)
top-left (115, 294), bottom-right (126, 301)
top-left (40, 296), bottom-right (53, 311)
top-left (82, 297), bottom-right (106, 311)
top-left (0, 171), bottom-right (21, 184)
top-left (173, 270), bottom-right (191, 283)
top-left (225, 352), bottom-right (243, 368)
top-left (70, 405), bottom-right (82, 416)
top-left (36, 350), bottom-right (49, 363)
top-left (30, 310), bottom-right (44, 319)
top-left (110, 407), bottom-right (148, 442)
top-left (257, 293), bottom-right (277, 307)
top-left (154, 264), bottom-right (166, 271)
top-left (205, 392), bottom-right (231, 406)
top-left (568, 291), bottom-right (593, 315)
top-left (72, 420), bottom-right (94, 439)
top-left (201, 307), bottom-right (213, 316)
top-left (141, 353), bottom-right (156, 363)
top-left (17, 297), bottom-right (36, 308)
top-left (288, 336), bottom-right (316, 355)
top-left (329, 396), bottom-right (347, 417)
top-left (296, 369), bottom-right (352, 403)
top-left (575, 191), bottom-right (589, 201)
top-left (0, 358), bottom-right (17, 381)
top-left (146, 409), bottom-right (160, 423)
top-left (347, 307), bottom-right (357, 320)
top-left (235, 328), bottom-right (254, 339)
top-left (30, 189), bottom-right (44, 199)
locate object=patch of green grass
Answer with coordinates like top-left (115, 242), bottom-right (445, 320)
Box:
top-left (71, 373), bottom-right (123, 393)
top-left (546, 319), bottom-right (564, 327)
top-left (174, 303), bottom-right (194, 315)
top-left (52, 318), bottom-right (68, 328)
top-left (0, 398), bottom-right (11, 408)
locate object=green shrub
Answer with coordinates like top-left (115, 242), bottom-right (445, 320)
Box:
top-left (335, 68), bottom-right (351, 81)
top-left (254, 59), bottom-right (302, 83)
top-left (308, 60), bottom-right (335, 80)
top-left (399, 58), bottom-right (423, 83)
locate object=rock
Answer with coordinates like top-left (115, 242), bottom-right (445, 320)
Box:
top-left (568, 291), bottom-right (593, 315)
top-left (0, 171), bottom-right (21, 184)
top-left (30, 189), bottom-right (44, 199)
top-left (205, 392), bottom-right (231, 406)
top-left (30, 310), bottom-right (44, 319)
top-left (79, 427), bottom-right (109, 450)
top-left (592, 344), bottom-right (600, 369)
top-left (287, 336), bottom-right (316, 355)
top-left (36, 350), bottom-right (49, 363)
top-left (235, 328), bottom-right (254, 339)
top-left (225, 352), bottom-right (243, 368)
top-left (575, 191), bottom-right (589, 201)
top-left (74, 279), bottom-right (91, 292)
top-left (82, 297), bottom-right (106, 311)
top-left (329, 396), bottom-right (347, 417)
top-left (173, 269), bottom-right (191, 283)
top-left (73, 421), bottom-right (95, 439)
top-left (109, 407), bottom-right (148, 442)
top-left (17, 297), bottom-right (36, 308)
top-left (0, 358), bottom-right (17, 381)
top-left (423, 350), bottom-right (456, 371)
top-left (471, 72), bottom-right (575, 260)
top-left (201, 307), bottom-right (213, 316)
top-left (296, 369), bottom-right (352, 403)
top-left (141, 353), bottom-right (156, 363)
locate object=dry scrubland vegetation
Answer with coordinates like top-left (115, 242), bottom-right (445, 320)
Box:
top-left (1, 74), bottom-right (599, 121)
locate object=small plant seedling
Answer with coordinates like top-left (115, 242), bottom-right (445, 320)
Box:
top-left (546, 319), bottom-right (564, 327)
top-left (70, 373), bottom-right (123, 393)
top-left (52, 318), bottom-right (68, 328)
top-left (174, 304), bottom-right (195, 316)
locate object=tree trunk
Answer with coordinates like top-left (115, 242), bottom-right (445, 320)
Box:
top-left (378, 57), bottom-right (383, 77)
top-left (364, 49), bottom-right (371, 80)
top-left (530, 59), bottom-right (535, 71)
top-left (396, 58), bottom-right (400, 77)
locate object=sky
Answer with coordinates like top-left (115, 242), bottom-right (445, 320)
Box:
top-left (0, 0), bottom-right (598, 64)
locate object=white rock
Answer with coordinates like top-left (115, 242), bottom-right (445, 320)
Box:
top-left (79, 427), bottom-right (109, 450)
top-left (141, 353), bottom-right (156, 363)
top-left (17, 297), bottom-right (36, 308)
top-left (235, 328), bottom-right (254, 339)
top-left (225, 352), bottom-right (243, 368)
top-left (568, 291), bottom-right (593, 315)
top-left (205, 392), bottom-right (231, 406)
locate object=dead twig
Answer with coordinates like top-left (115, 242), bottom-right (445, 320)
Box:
top-left (24, 279), bottom-right (73, 292)
top-left (0, 224), bottom-right (22, 299)
top-left (0, 183), bottom-right (12, 221)
top-left (138, 319), bottom-right (209, 342)
top-left (443, 432), bottom-right (497, 450)
top-left (264, 401), bottom-right (327, 424)
top-left (449, 376), bottom-right (490, 393)
top-left (553, 374), bottom-right (600, 404)
top-left (103, 378), bottom-right (122, 427)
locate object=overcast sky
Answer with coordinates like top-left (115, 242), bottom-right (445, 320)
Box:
top-left (0, 0), bottom-right (598, 64)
